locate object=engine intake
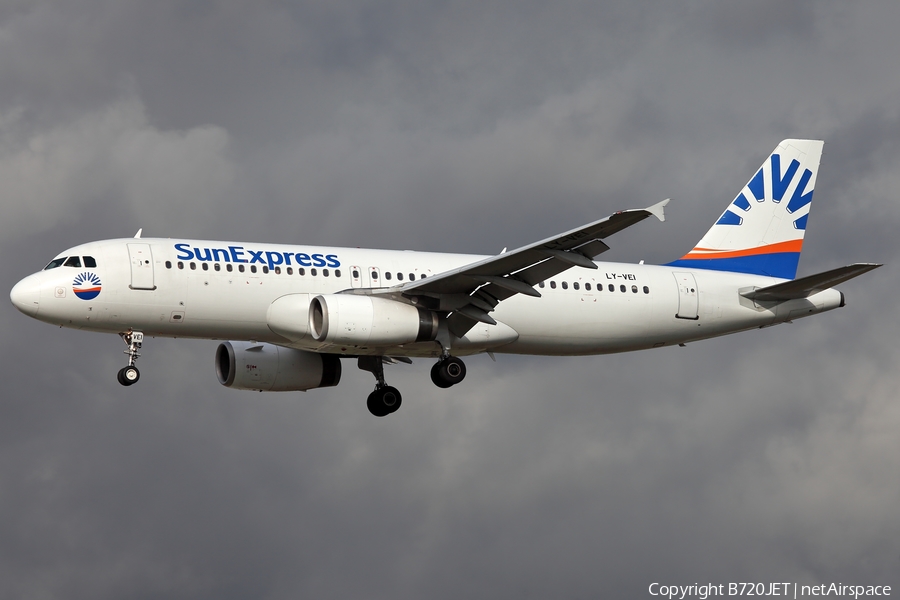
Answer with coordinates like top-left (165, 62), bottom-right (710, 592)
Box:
top-left (309, 294), bottom-right (438, 347)
top-left (215, 341), bottom-right (341, 391)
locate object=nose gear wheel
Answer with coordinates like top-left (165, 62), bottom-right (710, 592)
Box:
top-left (117, 330), bottom-right (144, 387)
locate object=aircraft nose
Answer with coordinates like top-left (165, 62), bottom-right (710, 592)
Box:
top-left (10, 274), bottom-right (41, 316)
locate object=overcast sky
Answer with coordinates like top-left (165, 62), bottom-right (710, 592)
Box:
top-left (2, 1), bottom-right (899, 598)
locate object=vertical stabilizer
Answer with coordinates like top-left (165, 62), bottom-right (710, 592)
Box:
top-left (667, 139), bottom-right (824, 280)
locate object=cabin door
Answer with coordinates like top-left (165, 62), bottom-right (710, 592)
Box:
top-left (127, 243), bottom-right (156, 290)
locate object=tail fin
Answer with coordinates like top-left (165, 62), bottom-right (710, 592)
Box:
top-left (667, 139), bottom-right (824, 280)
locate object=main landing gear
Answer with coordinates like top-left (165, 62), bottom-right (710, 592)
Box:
top-left (431, 356), bottom-right (467, 388)
top-left (359, 354), bottom-right (468, 417)
top-left (358, 356), bottom-right (402, 417)
top-left (117, 330), bottom-right (143, 386)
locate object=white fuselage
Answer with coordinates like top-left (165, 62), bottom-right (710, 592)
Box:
top-left (12, 237), bottom-right (843, 358)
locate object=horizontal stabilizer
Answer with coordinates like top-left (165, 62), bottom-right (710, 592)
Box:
top-left (741, 263), bottom-right (882, 301)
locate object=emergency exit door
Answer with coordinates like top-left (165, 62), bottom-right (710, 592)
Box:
top-left (128, 243), bottom-right (156, 290)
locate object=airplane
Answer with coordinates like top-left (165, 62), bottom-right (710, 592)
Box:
top-left (10, 139), bottom-right (881, 416)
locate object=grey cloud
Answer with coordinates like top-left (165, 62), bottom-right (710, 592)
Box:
top-left (1, 1), bottom-right (899, 598)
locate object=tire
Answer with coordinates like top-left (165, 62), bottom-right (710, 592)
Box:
top-left (432, 357), bottom-right (466, 388)
top-left (367, 386), bottom-right (402, 417)
top-left (120, 366), bottom-right (140, 386)
top-left (381, 386), bottom-right (402, 414)
top-left (431, 362), bottom-right (453, 388)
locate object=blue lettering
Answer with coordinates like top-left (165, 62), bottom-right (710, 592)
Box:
top-left (311, 253), bottom-right (327, 267)
top-left (265, 251), bottom-right (284, 270)
top-left (326, 254), bottom-right (341, 268)
top-left (211, 248), bottom-right (230, 262)
top-left (282, 252), bottom-right (293, 266)
top-left (248, 250), bottom-right (265, 264)
top-left (195, 247), bottom-right (213, 261)
top-left (229, 246), bottom-right (247, 263)
top-left (296, 253), bottom-right (311, 267)
top-left (174, 243), bottom-right (194, 260)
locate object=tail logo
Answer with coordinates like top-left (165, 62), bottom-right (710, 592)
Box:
top-left (717, 153), bottom-right (814, 231)
top-left (73, 272), bottom-right (102, 300)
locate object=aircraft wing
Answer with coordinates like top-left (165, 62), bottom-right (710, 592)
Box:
top-left (740, 263), bottom-right (882, 302)
top-left (364, 199), bottom-right (669, 336)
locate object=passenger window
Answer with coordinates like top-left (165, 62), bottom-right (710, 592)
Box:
top-left (620, 285), bottom-right (626, 293)
top-left (371, 271), bottom-right (378, 280)
top-left (409, 273), bottom-right (414, 281)
top-left (632, 285), bottom-right (638, 293)
top-left (274, 267), bottom-right (280, 274)
top-left (178, 261), bottom-right (184, 269)
top-left (608, 284), bottom-right (614, 292)
top-left (262, 266), bottom-right (269, 274)
top-left (335, 269), bottom-right (341, 278)
top-left (352, 269), bottom-right (360, 278)
top-left (165, 261), bottom-right (172, 269)
top-left (239, 265), bottom-right (245, 273)
top-left (385, 272), bottom-right (392, 280)
top-left (44, 257), bottom-right (67, 270)
top-left (420, 274), bottom-right (426, 279)
top-left (214, 263), bottom-right (221, 271)
top-left (574, 282), bottom-right (580, 290)
top-left (202, 263), bottom-right (209, 271)
top-left (64, 256), bottom-right (82, 268)
top-left (643, 286), bottom-right (650, 294)
top-left (539, 281), bottom-right (545, 288)
top-left (550, 281), bottom-right (557, 289)
top-left (585, 283), bottom-right (591, 291)
top-left (250, 265), bottom-right (257, 273)
top-left (226, 264), bottom-right (233, 272)
top-left (311, 268), bottom-right (317, 276)
top-left (287, 267), bottom-right (293, 275)
top-left (298, 268), bottom-right (305, 276)
top-left (397, 272), bottom-right (404, 281)
top-left (562, 281), bottom-right (568, 290)
top-left (323, 269), bottom-right (329, 277)
top-left (83, 256), bottom-right (97, 268)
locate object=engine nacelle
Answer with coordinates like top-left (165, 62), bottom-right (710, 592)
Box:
top-left (215, 341), bottom-right (341, 392)
top-left (308, 294), bottom-right (438, 347)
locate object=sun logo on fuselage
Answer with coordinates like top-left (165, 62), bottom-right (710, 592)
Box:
top-left (73, 272), bottom-right (102, 300)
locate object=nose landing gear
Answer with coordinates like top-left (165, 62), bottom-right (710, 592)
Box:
top-left (117, 330), bottom-right (143, 386)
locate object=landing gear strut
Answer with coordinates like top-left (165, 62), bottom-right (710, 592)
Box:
top-left (117, 330), bottom-right (143, 386)
top-left (358, 356), bottom-right (402, 417)
top-left (431, 356), bottom-right (467, 388)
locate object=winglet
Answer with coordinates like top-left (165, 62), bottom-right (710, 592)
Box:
top-left (645, 199), bottom-right (669, 222)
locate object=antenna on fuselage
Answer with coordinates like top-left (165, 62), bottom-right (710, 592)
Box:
top-left (134, 229), bottom-right (142, 239)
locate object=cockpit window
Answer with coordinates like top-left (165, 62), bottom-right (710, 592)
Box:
top-left (63, 256), bottom-right (82, 268)
top-left (44, 257), bottom-right (67, 270)
top-left (83, 256), bottom-right (97, 268)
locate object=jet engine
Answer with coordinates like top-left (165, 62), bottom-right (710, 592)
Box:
top-left (309, 294), bottom-right (438, 347)
top-left (215, 341), bottom-right (341, 392)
